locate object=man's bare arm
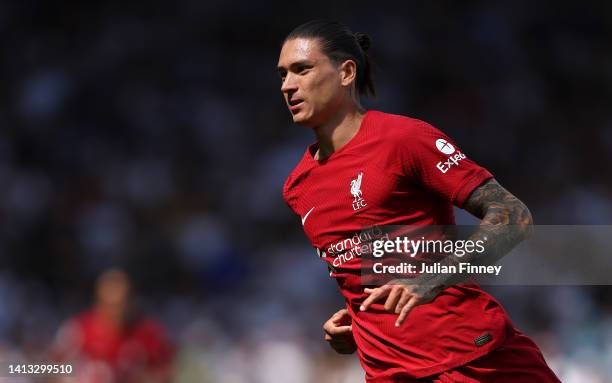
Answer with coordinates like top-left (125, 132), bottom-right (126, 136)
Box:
top-left (461, 178), bottom-right (533, 265)
top-left (464, 178), bottom-right (532, 227)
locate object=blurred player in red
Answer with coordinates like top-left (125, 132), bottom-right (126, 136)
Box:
top-left (52, 268), bottom-right (174, 383)
top-left (279, 20), bottom-right (560, 382)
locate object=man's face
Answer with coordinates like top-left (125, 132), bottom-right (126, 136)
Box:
top-left (96, 269), bottom-right (130, 308)
top-left (277, 38), bottom-right (344, 127)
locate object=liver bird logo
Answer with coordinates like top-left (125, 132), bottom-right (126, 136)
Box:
top-left (350, 172), bottom-right (364, 199)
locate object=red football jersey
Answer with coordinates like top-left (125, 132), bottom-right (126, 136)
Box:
top-left (283, 110), bottom-right (512, 381)
top-left (56, 309), bottom-right (174, 383)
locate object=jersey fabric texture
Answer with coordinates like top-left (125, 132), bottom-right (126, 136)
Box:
top-left (283, 110), bottom-right (556, 381)
top-left (387, 322), bottom-right (560, 382)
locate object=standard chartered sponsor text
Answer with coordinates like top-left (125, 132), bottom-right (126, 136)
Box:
top-left (321, 226), bottom-right (390, 268)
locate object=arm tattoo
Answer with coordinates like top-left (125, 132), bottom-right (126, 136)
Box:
top-left (461, 178), bottom-right (533, 266)
top-left (463, 178), bottom-right (533, 228)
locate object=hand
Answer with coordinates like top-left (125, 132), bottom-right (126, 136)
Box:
top-left (323, 308), bottom-right (357, 354)
top-left (360, 279), bottom-right (445, 327)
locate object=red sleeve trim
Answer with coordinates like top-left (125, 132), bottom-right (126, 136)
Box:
top-left (451, 169), bottom-right (494, 208)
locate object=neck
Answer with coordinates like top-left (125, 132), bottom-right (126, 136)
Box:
top-left (95, 303), bottom-right (126, 326)
top-left (313, 103), bottom-right (366, 160)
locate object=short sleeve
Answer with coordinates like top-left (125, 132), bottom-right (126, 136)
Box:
top-left (399, 121), bottom-right (493, 207)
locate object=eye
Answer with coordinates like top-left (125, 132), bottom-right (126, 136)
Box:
top-left (297, 65), bottom-right (312, 75)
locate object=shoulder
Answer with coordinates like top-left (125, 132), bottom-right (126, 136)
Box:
top-left (367, 110), bottom-right (443, 147)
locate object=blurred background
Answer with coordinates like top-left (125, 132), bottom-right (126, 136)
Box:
top-left (0, 0), bottom-right (611, 382)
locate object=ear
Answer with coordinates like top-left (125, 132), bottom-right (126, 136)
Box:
top-left (339, 59), bottom-right (357, 88)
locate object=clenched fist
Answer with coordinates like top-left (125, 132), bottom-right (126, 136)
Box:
top-left (323, 308), bottom-right (357, 354)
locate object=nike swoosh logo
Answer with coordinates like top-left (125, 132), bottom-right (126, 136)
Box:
top-left (301, 207), bottom-right (315, 226)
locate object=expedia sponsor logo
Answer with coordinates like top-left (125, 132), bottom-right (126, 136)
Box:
top-left (435, 138), bottom-right (466, 173)
top-left (436, 151), bottom-right (466, 173)
top-left (435, 139), bottom-right (455, 155)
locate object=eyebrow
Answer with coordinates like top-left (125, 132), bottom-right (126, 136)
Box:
top-left (277, 60), bottom-right (314, 74)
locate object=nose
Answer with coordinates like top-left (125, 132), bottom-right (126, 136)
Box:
top-left (281, 72), bottom-right (298, 94)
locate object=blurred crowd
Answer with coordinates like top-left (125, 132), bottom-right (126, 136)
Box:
top-left (0, 1), bottom-right (611, 382)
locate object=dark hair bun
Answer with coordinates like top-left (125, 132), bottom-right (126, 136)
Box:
top-left (354, 32), bottom-right (371, 52)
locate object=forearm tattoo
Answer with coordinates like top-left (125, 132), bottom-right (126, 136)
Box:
top-left (461, 178), bottom-right (533, 266)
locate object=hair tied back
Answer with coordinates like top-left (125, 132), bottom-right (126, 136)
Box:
top-left (354, 32), bottom-right (371, 52)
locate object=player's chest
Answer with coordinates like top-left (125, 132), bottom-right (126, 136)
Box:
top-left (294, 156), bottom-right (402, 245)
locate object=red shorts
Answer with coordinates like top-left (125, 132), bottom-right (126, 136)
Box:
top-left (417, 325), bottom-right (561, 383)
